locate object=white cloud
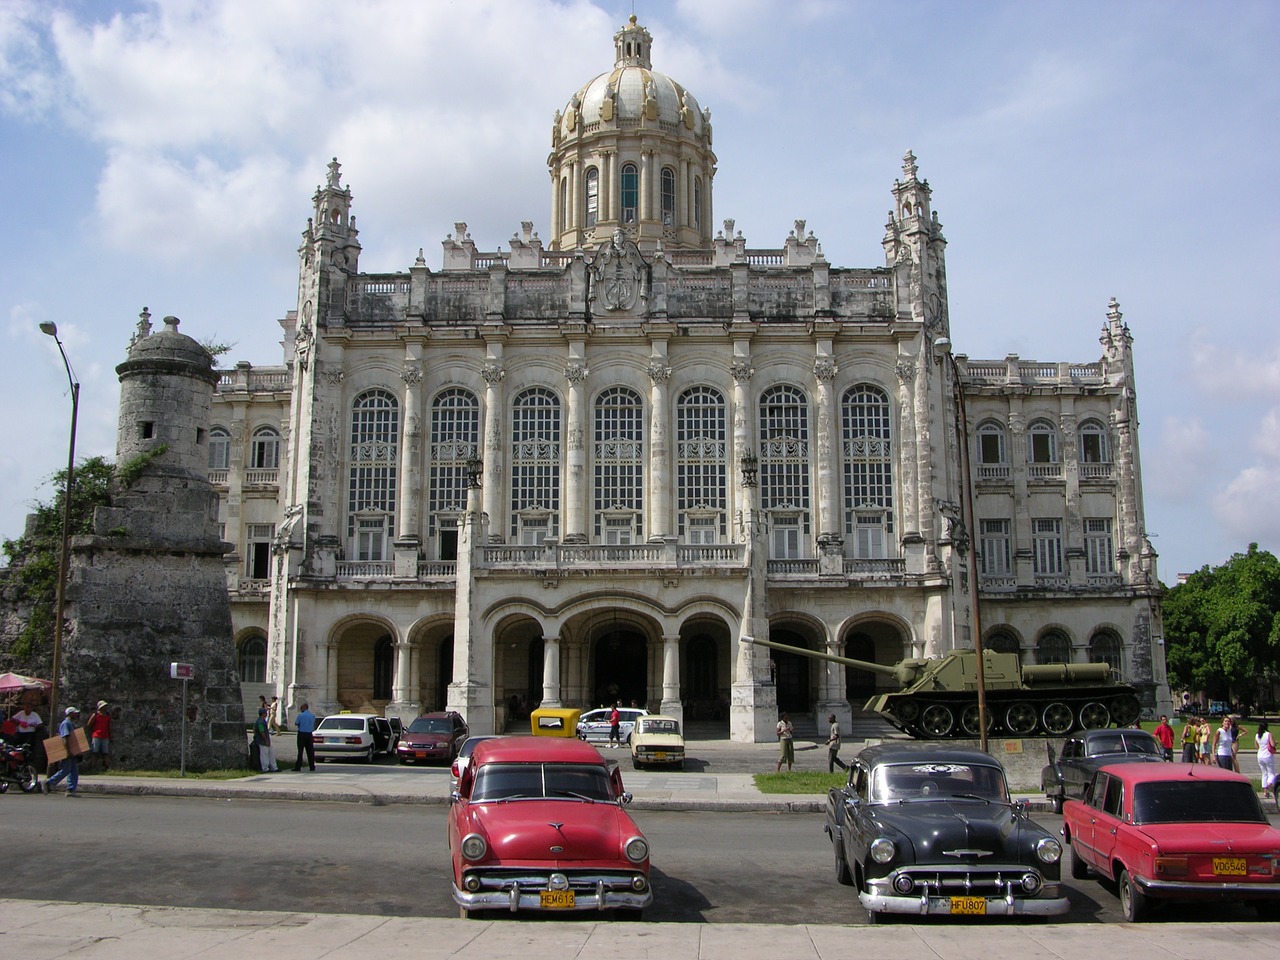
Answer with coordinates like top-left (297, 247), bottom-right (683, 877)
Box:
top-left (0, 1), bottom-right (61, 117)
top-left (1144, 415), bottom-right (1213, 503)
top-left (1213, 465), bottom-right (1280, 549)
top-left (1189, 332), bottom-right (1280, 401)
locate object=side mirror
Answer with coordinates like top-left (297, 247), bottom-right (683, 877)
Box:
top-left (449, 791), bottom-right (462, 805)
top-left (1046, 743), bottom-right (1058, 767)
top-left (620, 791), bottom-right (633, 805)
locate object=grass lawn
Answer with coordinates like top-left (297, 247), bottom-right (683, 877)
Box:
top-left (754, 771), bottom-right (845, 794)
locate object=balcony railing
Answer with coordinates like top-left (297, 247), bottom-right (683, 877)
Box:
top-left (1080, 463), bottom-right (1113, 481)
top-left (976, 464), bottom-right (1010, 481)
top-left (481, 541), bottom-right (745, 569)
top-left (767, 559), bottom-right (819, 575)
top-left (336, 561), bottom-right (394, 579)
top-left (244, 469), bottom-right (278, 486)
top-left (1027, 463), bottom-right (1063, 480)
top-left (418, 561), bottom-right (457, 578)
top-left (843, 558), bottom-right (907, 576)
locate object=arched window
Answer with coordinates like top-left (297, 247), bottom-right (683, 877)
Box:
top-left (348, 389), bottom-right (399, 561)
top-left (1079, 419), bottom-right (1110, 463)
top-left (585, 168), bottom-right (599, 228)
top-left (986, 628), bottom-right (1020, 661)
top-left (1037, 629), bottom-right (1072, 665)
top-left (677, 387), bottom-right (727, 543)
top-left (693, 177), bottom-right (703, 232)
top-left (594, 386), bottom-right (644, 540)
top-left (511, 388), bottom-right (561, 543)
top-left (1027, 419), bottom-right (1058, 463)
top-left (373, 635), bottom-right (393, 701)
top-left (760, 385), bottom-right (810, 558)
top-left (977, 420), bottom-right (1006, 464)
top-left (429, 389), bottom-right (480, 558)
top-left (238, 635), bottom-right (266, 683)
top-left (620, 163), bottom-right (639, 223)
top-left (249, 426), bottom-right (280, 470)
top-left (661, 167), bottom-right (676, 226)
top-left (1090, 630), bottom-right (1123, 672)
top-left (208, 426), bottom-right (231, 471)
top-left (842, 385), bottom-right (893, 559)
top-left (559, 176), bottom-right (568, 234)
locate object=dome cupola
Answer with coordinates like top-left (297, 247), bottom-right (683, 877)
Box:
top-left (548, 16), bottom-right (716, 252)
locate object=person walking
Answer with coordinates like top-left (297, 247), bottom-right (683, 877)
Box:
top-left (44, 706), bottom-right (82, 797)
top-left (252, 708), bottom-right (278, 772)
top-left (292, 703), bottom-right (317, 771)
top-left (608, 702), bottom-right (621, 748)
top-left (1153, 715), bottom-right (1174, 761)
top-left (1198, 717), bottom-right (1212, 764)
top-left (1213, 716), bottom-right (1236, 770)
top-left (87, 700), bottom-right (112, 772)
top-left (775, 712), bottom-right (795, 772)
top-left (1257, 720), bottom-right (1277, 800)
top-left (270, 696), bottom-right (285, 733)
top-left (825, 713), bottom-right (846, 772)
top-left (1179, 715), bottom-right (1198, 763)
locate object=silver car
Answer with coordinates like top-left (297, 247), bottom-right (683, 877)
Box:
top-left (576, 707), bottom-right (648, 745)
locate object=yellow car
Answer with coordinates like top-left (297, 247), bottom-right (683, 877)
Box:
top-left (629, 714), bottom-right (685, 770)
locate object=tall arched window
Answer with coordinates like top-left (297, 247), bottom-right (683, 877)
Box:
top-left (1037, 629), bottom-right (1072, 665)
top-left (429, 388), bottom-right (480, 560)
top-left (1089, 629), bottom-right (1123, 672)
top-left (660, 167), bottom-right (676, 226)
top-left (760, 384), bottom-right (810, 558)
top-left (249, 426), bottom-right (280, 470)
top-left (677, 386), bottom-right (727, 543)
top-left (620, 163), bottom-right (639, 223)
top-left (1079, 419), bottom-right (1110, 462)
top-left (986, 628), bottom-right (1021, 662)
top-left (238, 635), bottom-right (266, 683)
top-left (511, 388), bottom-right (561, 543)
top-left (977, 420), bottom-right (1006, 464)
top-left (373, 635), bottom-right (393, 701)
top-left (1027, 419), bottom-right (1058, 463)
top-left (842, 385), bottom-right (893, 559)
top-left (348, 389), bottom-right (399, 561)
top-left (208, 426), bottom-right (231, 471)
top-left (594, 386), bottom-right (644, 541)
top-left (585, 168), bottom-right (599, 228)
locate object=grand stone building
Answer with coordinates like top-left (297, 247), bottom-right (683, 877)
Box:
top-left (212, 18), bottom-right (1170, 740)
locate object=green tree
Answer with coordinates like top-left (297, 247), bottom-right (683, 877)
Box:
top-left (3, 456), bottom-right (115, 659)
top-left (1164, 543), bottom-right (1280, 708)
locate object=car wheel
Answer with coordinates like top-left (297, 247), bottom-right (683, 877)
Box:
top-left (613, 908), bottom-right (644, 921)
top-left (1069, 844), bottom-right (1089, 880)
top-left (398, 757), bottom-right (407, 765)
top-left (834, 844), bottom-right (853, 887)
top-left (632, 757), bottom-right (641, 770)
top-left (363, 745), bottom-right (375, 764)
top-left (1118, 868), bottom-right (1146, 922)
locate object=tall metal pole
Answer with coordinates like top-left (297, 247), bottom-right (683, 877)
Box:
top-left (40, 322), bottom-right (79, 724)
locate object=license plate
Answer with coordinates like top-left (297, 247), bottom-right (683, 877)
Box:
top-left (653, 752), bottom-right (667, 760)
top-left (950, 896), bottom-right (987, 915)
top-left (415, 752), bottom-right (427, 759)
top-left (540, 890), bottom-right (575, 909)
top-left (1213, 857), bottom-right (1247, 876)
top-left (314, 737), bottom-right (326, 743)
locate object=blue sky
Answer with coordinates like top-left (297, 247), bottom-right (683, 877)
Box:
top-left (2, 0), bottom-right (1277, 580)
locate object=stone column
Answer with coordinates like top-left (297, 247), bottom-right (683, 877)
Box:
top-left (813, 354), bottom-right (840, 541)
top-left (446, 467), bottom-right (495, 732)
top-left (640, 152), bottom-right (651, 222)
top-left (394, 355), bottom-right (424, 578)
top-left (660, 633), bottom-right (683, 724)
top-left (391, 637), bottom-right (416, 719)
top-left (647, 355), bottom-right (672, 539)
top-left (542, 636), bottom-right (562, 707)
top-left (603, 151), bottom-right (615, 224)
top-left (324, 640), bottom-right (340, 713)
top-left (481, 358), bottom-right (506, 540)
top-left (570, 160), bottom-right (580, 232)
top-left (816, 636), bottom-right (852, 732)
top-left (563, 351), bottom-right (589, 543)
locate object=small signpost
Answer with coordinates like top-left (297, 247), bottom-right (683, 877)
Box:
top-left (170, 662), bottom-right (194, 776)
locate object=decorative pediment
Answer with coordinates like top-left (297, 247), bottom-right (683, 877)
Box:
top-left (587, 229), bottom-right (649, 318)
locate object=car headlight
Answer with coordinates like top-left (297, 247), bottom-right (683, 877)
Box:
top-left (460, 833), bottom-right (488, 861)
top-left (1035, 837), bottom-right (1062, 864)
top-left (624, 836), bottom-right (649, 863)
top-left (869, 838), bottom-right (896, 864)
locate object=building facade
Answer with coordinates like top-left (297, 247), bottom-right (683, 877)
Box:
top-left (213, 18), bottom-right (1170, 740)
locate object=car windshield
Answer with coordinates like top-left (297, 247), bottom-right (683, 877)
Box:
top-left (640, 719), bottom-right (679, 734)
top-left (1090, 733), bottom-right (1161, 756)
top-left (871, 762), bottom-right (1009, 802)
top-left (471, 762), bottom-right (614, 802)
top-left (409, 718), bottom-right (451, 734)
top-left (1132, 780), bottom-right (1267, 824)
top-left (317, 717), bottom-right (365, 731)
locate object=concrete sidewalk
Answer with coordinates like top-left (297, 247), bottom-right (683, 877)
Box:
top-left (4, 899), bottom-right (1277, 960)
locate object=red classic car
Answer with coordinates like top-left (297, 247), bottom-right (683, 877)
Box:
top-left (447, 735), bottom-right (652, 918)
top-left (1062, 762), bottom-right (1280, 921)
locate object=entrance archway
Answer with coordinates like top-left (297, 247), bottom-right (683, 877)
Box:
top-left (435, 642), bottom-right (452, 712)
top-left (591, 629), bottom-right (648, 709)
top-left (844, 633), bottom-right (877, 702)
top-left (770, 628), bottom-right (812, 713)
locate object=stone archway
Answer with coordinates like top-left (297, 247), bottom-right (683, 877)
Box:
top-left (770, 628), bottom-right (813, 714)
top-left (591, 627), bottom-right (648, 709)
top-left (841, 620), bottom-right (908, 706)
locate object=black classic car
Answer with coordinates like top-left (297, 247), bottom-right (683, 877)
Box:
top-left (1040, 728), bottom-right (1165, 813)
top-left (824, 744), bottom-right (1069, 922)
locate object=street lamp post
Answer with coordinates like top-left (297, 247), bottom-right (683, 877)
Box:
top-left (40, 321), bottom-right (79, 723)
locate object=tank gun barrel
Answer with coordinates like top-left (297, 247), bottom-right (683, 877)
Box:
top-left (740, 636), bottom-right (916, 685)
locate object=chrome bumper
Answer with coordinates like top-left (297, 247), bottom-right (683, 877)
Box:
top-left (453, 880), bottom-right (652, 913)
top-left (860, 888), bottom-right (1070, 917)
top-left (1138, 877), bottom-right (1280, 899)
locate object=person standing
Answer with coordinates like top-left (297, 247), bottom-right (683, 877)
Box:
top-left (825, 713), bottom-right (846, 772)
top-left (293, 702), bottom-right (317, 771)
top-left (608, 703), bottom-right (621, 748)
top-left (252, 708), bottom-right (278, 772)
top-left (269, 696), bottom-right (283, 733)
top-left (44, 706), bottom-right (82, 797)
top-left (1179, 715), bottom-right (1198, 763)
top-left (1198, 717), bottom-right (1212, 764)
top-left (1153, 715), bottom-right (1174, 761)
top-left (12, 703), bottom-right (41, 750)
top-left (775, 712), bottom-right (795, 772)
top-left (87, 700), bottom-right (112, 771)
top-left (1257, 720), bottom-right (1277, 800)
top-left (1213, 716), bottom-right (1236, 770)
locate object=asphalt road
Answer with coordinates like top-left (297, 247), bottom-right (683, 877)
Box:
top-left (3, 792), bottom-right (1275, 925)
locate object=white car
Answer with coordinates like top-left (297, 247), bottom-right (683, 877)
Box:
top-left (312, 713), bottom-right (387, 763)
top-left (576, 707), bottom-right (648, 745)
top-left (630, 714), bottom-right (685, 769)
top-left (448, 734), bottom-right (503, 792)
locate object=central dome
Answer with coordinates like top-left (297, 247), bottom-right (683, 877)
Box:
top-left (547, 17), bottom-right (716, 253)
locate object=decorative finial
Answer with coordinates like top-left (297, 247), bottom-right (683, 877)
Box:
top-left (326, 157), bottom-right (342, 188)
top-left (902, 150), bottom-right (919, 180)
top-left (137, 307), bottom-right (152, 339)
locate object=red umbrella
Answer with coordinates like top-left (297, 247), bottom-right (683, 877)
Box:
top-left (0, 672), bottom-right (52, 694)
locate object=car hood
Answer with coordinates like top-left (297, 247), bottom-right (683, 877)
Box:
top-left (470, 800), bottom-right (638, 862)
top-left (1134, 821), bottom-right (1280, 854)
top-left (872, 801), bottom-right (1034, 860)
top-left (403, 733), bottom-right (448, 746)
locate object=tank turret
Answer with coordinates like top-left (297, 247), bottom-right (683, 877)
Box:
top-left (742, 637), bottom-right (1141, 739)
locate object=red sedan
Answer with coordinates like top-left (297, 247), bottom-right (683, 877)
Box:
top-left (447, 735), bottom-right (652, 919)
top-left (1062, 762), bottom-right (1280, 921)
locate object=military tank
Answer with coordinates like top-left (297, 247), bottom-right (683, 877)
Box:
top-left (744, 636), bottom-right (1142, 738)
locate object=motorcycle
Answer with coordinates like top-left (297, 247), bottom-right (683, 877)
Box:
top-left (0, 737), bottom-right (40, 793)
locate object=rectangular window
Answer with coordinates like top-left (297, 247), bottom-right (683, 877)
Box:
top-left (854, 514), bottom-right (887, 559)
top-left (437, 518), bottom-right (458, 562)
top-left (771, 515), bottom-right (802, 559)
top-left (979, 432), bottom-right (1004, 464)
top-left (604, 517), bottom-right (633, 545)
top-left (246, 523), bottom-right (274, 580)
top-left (356, 517), bottom-right (386, 562)
top-left (979, 518), bottom-right (1011, 575)
top-left (1085, 518), bottom-right (1114, 574)
top-left (1032, 518), bottom-right (1063, 575)
top-left (687, 516), bottom-right (717, 545)
top-left (519, 516), bottom-right (548, 546)
top-left (1030, 432), bottom-right (1054, 463)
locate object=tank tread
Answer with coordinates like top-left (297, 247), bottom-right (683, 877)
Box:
top-left (874, 686), bottom-right (1143, 739)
